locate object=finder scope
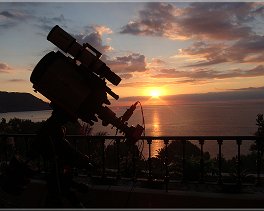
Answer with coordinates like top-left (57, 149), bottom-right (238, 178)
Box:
top-left (47, 25), bottom-right (121, 86)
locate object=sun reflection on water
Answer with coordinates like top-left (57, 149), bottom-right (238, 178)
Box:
top-left (147, 109), bottom-right (165, 157)
top-left (151, 109), bottom-right (160, 136)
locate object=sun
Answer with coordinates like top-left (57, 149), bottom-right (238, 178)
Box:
top-left (143, 87), bottom-right (167, 99)
top-left (150, 89), bottom-right (161, 98)
top-left (147, 87), bottom-right (166, 98)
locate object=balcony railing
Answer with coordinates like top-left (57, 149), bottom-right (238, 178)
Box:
top-left (0, 134), bottom-right (263, 192)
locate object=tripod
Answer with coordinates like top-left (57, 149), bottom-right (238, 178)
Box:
top-left (27, 106), bottom-right (92, 208)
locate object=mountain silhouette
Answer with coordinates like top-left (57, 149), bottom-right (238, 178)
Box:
top-left (0, 91), bottom-right (50, 113)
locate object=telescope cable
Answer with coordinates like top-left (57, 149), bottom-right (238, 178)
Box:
top-left (138, 101), bottom-right (146, 159)
top-left (124, 101), bottom-right (146, 208)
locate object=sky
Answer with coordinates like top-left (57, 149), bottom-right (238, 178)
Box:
top-left (0, 1), bottom-right (264, 105)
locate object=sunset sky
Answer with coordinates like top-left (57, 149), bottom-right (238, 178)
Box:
top-left (0, 1), bottom-right (264, 105)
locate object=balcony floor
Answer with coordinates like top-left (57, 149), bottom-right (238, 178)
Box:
top-left (1, 177), bottom-right (264, 208)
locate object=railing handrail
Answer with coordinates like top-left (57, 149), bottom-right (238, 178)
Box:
top-left (0, 133), bottom-right (261, 140)
top-left (1, 133), bottom-right (264, 190)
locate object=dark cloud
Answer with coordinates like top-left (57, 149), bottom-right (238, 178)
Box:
top-left (120, 2), bottom-right (176, 37)
top-left (119, 73), bottom-right (133, 80)
top-left (228, 86), bottom-right (264, 91)
top-left (163, 87), bottom-right (264, 103)
top-left (0, 9), bottom-right (32, 29)
top-left (181, 35), bottom-right (264, 67)
top-left (120, 2), bottom-right (178, 38)
top-left (117, 80), bottom-right (181, 88)
top-left (37, 14), bottom-right (67, 32)
top-left (227, 35), bottom-right (264, 63)
top-left (71, 25), bottom-right (113, 55)
top-left (119, 86), bottom-right (264, 103)
top-left (252, 3), bottom-right (264, 17)
top-left (150, 58), bottom-right (167, 67)
top-left (0, 62), bottom-right (12, 73)
top-left (152, 65), bottom-right (264, 81)
top-left (0, 10), bottom-right (31, 20)
top-left (44, 24), bottom-right (112, 58)
top-left (106, 53), bottom-right (147, 74)
top-left (75, 32), bottom-right (110, 55)
top-left (8, 79), bottom-right (25, 82)
top-left (118, 81), bottom-right (150, 88)
top-left (120, 2), bottom-right (262, 41)
top-left (178, 2), bottom-right (256, 40)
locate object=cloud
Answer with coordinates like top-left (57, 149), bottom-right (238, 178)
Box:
top-left (8, 79), bottom-right (25, 82)
top-left (119, 73), bottom-right (133, 80)
top-left (118, 86), bottom-right (264, 104)
top-left (0, 9), bottom-right (32, 29)
top-left (0, 7), bottom-right (68, 34)
top-left (152, 65), bottom-right (264, 81)
top-left (227, 35), bottom-right (264, 63)
top-left (228, 86), bottom-right (264, 91)
top-left (106, 53), bottom-right (147, 74)
top-left (93, 25), bottom-right (112, 36)
top-left (178, 2), bottom-right (255, 40)
top-left (120, 2), bottom-right (181, 39)
top-left (0, 62), bottom-right (12, 73)
top-left (118, 80), bottom-right (171, 88)
top-left (74, 25), bottom-right (113, 54)
top-left (120, 2), bottom-right (262, 41)
top-left (37, 14), bottom-right (67, 32)
top-left (148, 58), bottom-right (167, 68)
top-left (179, 35), bottom-right (264, 67)
top-left (0, 10), bottom-right (31, 20)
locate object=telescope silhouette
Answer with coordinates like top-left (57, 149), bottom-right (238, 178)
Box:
top-left (30, 25), bottom-right (143, 143)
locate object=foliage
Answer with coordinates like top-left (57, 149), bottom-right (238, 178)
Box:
top-left (154, 140), bottom-right (212, 180)
top-left (255, 114), bottom-right (264, 136)
top-left (0, 118), bottom-right (45, 134)
top-left (0, 118), bottom-right (93, 135)
top-left (250, 114), bottom-right (264, 156)
top-left (104, 141), bottom-right (145, 177)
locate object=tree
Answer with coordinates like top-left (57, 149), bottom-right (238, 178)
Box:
top-left (250, 114), bottom-right (264, 156)
top-left (155, 140), bottom-right (211, 180)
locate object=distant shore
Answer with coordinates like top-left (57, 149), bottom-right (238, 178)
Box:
top-left (0, 91), bottom-right (50, 113)
top-left (0, 109), bottom-right (51, 114)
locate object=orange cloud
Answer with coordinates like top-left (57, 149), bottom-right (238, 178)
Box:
top-left (0, 62), bottom-right (12, 73)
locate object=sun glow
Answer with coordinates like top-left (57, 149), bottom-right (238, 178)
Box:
top-left (145, 87), bottom-right (166, 98)
top-left (150, 89), bottom-right (161, 98)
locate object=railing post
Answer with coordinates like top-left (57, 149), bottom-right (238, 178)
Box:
top-left (256, 138), bottom-right (262, 186)
top-left (217, 139), bottom-right (223, 185)
top-left (73, 137), bottom-right (78, 176)
top-left (116, 138), bottom-right (121, 180)
top-left (199, 139), bottom-right (205, 183)
top-left (101, 138), bottom-right (106, 178)
top-left (85, 137), bottom-right (92, 176)
top-left (236, 139), bottom-right (242, 186)
top-left (132, 144), bottom-right (137, 181)
top-left (1, 135), bottom-right (9, 163)
top-left (85, 137), bottom-right (90, 157)
top-left (164, 138), bottom-right (169, 192)
top-left (147, 138), bottom-right (153, 181)
top-left (25, 136), bottom-right (29, 157)
top-left (181, 140), bottom-right (187, 183)
top-left (2, 135), bottom-right (8, 163)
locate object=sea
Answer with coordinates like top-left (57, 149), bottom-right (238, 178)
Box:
top-left (1, 101), bottom-right (264, 159)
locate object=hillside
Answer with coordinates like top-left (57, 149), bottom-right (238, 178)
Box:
top-left (0, 91), bottom-right (50, 113)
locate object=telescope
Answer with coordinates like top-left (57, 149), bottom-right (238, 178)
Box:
top-left (30, 25), bottom-right (143, 142)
